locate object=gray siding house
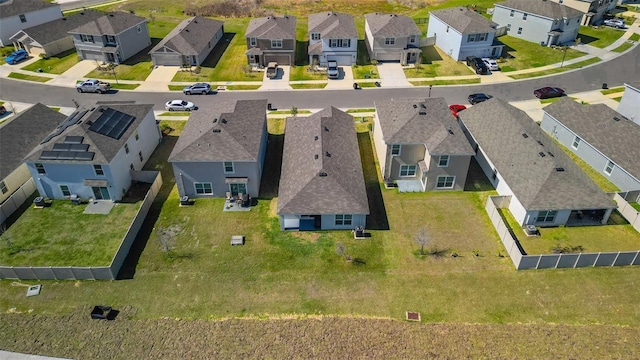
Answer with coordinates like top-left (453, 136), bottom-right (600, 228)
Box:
top-left (541, 98), bottom-right (640, 192)
top-left (549, 0), bottom-right (617, 25)
top-left (458, 98), bottom-right (616, 227)
top-left (373, 98), bottom-right (475, 192)
top-left (492, 0), bottom-right (583, 46)
top-left (0, 0), bottom-right (62, 47)
top-left (149, 16), bottom-right (224, 67)
top-left (0, 104), bottom-right (65, 206)
top-left (308, 11), bottom-right (358, 66)
top-left (617, 81), bottom-right (640, 126)
top-left (24, 103), bottom-right (162, 202)
top-left (427, 7), bottom-right (504, 61)
top-left (245, 15), bottom-right (296, 66)
top-left (169, 99), bottom-right (268, 199)
top-left (10, 10), bottom-right (103, 57)
top-left (364, 13), bottom-right (421, 64)
top-left (69, 12), bottom-right (151, 64)
top-left (278, 107), bottom-right (369, 231)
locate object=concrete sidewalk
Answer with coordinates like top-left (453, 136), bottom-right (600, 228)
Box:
top-left (0, 350), bottom-right (71, 360)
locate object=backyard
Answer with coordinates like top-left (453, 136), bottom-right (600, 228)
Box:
top-left (498, 35), bottom-right (586, 72)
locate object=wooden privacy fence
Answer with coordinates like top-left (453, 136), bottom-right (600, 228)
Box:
top-left (485, 195), bottom-right (640, 270)
top-left (0, 171), bottom-right (162, 280)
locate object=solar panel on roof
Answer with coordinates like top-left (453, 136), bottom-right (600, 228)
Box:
top-left (58, 152), bottom-right (76, 160)
top-left (53, 143), bottom-right (72, 151)
top-left (88, 108), bottom-right (135, 140)
top-left (69, 144), bottom-right (90, 152)
top-left (74, 152), bottom-right (95, 161)
top-left (64, 136), bottom-right (84, 144)
top-left (39, 151), bottom-right (59, 160)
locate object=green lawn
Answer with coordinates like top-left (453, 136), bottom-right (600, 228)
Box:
top-left (612, 96), bottom-right (622, 102)
top-left (612, 41), bottom-right (635, 53)
top-left (110, 83), bottom-right (140, 90)
top-left (508, 58), bottom-right (601, 79)
top-left (356, 82), bottom-right (378, 88)
top-left (352, 65), bottom-right (379, 79)
top-left (21, 50), bottom-right (79, 74)
top-left (601, 86), bottom-right (625, 95)
top-left (0, 200), bottom-right (141, 266)
top-left (404, 46), bottom-right (475, 78)
top-left (346, 108), bottom-right (376, 113)
top-left (268, 109), bottom-right (312, 115)
top-left (630, 33), bottom-right (640, 42)
top-left (578, 25), bottom-right (626, 48)
top-left (8, 72), bottom-right (51, 83)
top-left (289, 65), bottom-right (326, 81)
top-left (553, 139), bottom-right (620, 192)
top-left (630, 202), bottom-right (640, 212)
top-left (227, 85), bottom-right (261, 90)
top-left (168, 85), bottom-right (185, 91)
top-left (158, 111), bottom-right (191, 117)
top-left (499, 36), bottom-right (586, 72)
top-left (290, 83), bottom-right (327, 89)
top-left (410, 78), bottom-right (481, 86)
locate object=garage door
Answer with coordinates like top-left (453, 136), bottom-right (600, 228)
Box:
top-left (327, 54), bottom-right (353, 66)
top-left (264, 53), bottom-right (292, 65)
top-left (152, 53), bottom-right (182, 66)
top-left (81, 50), bottom-right (103, 61)
top-left (375, 52), bottom-right (401, 62)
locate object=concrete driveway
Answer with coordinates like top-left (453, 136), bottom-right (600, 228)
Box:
top-left (260, 65), bottom-right (292, 90)
top-left (376, 62), bottom-right (411, 87)
top-left (46, 60), bottom-right (100, 87)
top-left (136, 66), bottom-right (179, 92)
top-left (325, 66), bottom-right (354, 89)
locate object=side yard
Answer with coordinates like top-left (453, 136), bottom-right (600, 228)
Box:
top-left (498, 35), bottom-right (586, 72)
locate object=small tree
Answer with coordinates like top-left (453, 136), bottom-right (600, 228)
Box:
top-left (291, 106), bottom-right (298, 117)
top-left (414, 54), bottom-right (423, 70)
top-left (415, 227), bottom-right (430, 255)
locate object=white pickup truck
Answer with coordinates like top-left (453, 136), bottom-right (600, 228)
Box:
top-left (76, 79), bottom-right (111, 94)
top-left (266, 62), bottom-right (278, 79)
top-left (327, 61), bottom-right (339, 79)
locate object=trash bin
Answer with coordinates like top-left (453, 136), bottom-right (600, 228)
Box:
top-left (267, 103), bottom-right (272, 110)
top-left (353, 83), bottom-right (359, 90)
top-left (374, 81), bottom-right (381, 87)
top-left (602, 83), bottom-right (608, 90)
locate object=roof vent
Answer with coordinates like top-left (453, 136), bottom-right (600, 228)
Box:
top-left (213, 118), bottom-right (217, 123)
top-left (324, 126), bottom-right (329, 132)
top-left (221, 118), bottom-right (227, 124)
top-left (613, 116), bottom-right (620, 122)
top-left (537, 140), bottom-right (544, 146)
top-left (314, 154), bottom-right (318, 159)
top-left (420, 103), bottom-right (426, 109)
top-left (212, 128), bottom-right (221, 133)
top-left (319, 171), bottom-right (327, 177)
top-left (538, 152), bottom-right (546, 157)
top-left (447, 129), bottom-right (454, 135)
top-left (185, 29), bottom-right (189, 32)
top-left (522, 133), bottom-right (529, 138)
top-left (314, 135), bottom-right (318, 140)
top-left (547, 151), bottom-right (555, 157)
top-left (413, 104), bottom-right (417, 109)
top-left (99, 108), bottom-right (105, 112)
top-left (325, 151), bottom-right (331, 157)
top-left (418, 111), bottom-right (426, 115)
top-left (109, 13), bottom-right (114, 17)
top-left (555, 167), bottom-right (565, 172)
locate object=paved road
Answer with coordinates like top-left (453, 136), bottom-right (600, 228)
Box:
top-left (1, 44), bottom-right (639, 112)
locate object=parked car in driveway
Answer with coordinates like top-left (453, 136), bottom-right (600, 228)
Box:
top-left (0, 105), bottom-right (6, 116)
top-left (183, 83), bottom-right (211, 95)
top-left (603, 18), bottom-right (625, 29)
top-left (5, 49), bottom-right (28, 65)
top-left (449, 104), bottom-right (467, 118)
top-left (327, 60), bottom-right (339, 79)
top-left (534, 87), bottom-right (565, 99)
top-left (468, 93), bottom-right (493, 105)
top-left (482, 58), bottom-right (499, 71)
top-left (165, 99), bottom-right (196, 111)
top-left (466, 56), bottom-right (489, 75)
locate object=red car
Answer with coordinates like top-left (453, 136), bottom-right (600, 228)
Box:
top-left (449, 104), bottom-right (467, 118)
top-left (534, 87), bottom-right (565, 99)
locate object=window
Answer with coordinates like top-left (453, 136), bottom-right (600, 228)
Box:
top-left (311, 33), bottom-right (320, 40)
top-left (249, 37), bottom-right (256, 46)
top-left (391, 144), bottom-right (401, 156)
top-left (536, 210), bottom-right (557, 223)
top-left (399, 165), bottom-right (417, 177)
top-left (385, 37), bottom-right (395, 45)
top-left (468, 34), bottom-right (475, 42)
top-left (438, 155), bottom-right (450, 167)
top-left (510, 10), bottom-right (515, 17)
top-left (271, 39), bottom-right (283, 48)
top-left (492, 169), bottom-right (498, 180)
top-left (517, 27), bottom-right (523, 35)
top-left (138, 151), bottom-right (144, 162)
top-left (329, 39), bottom-right (351, 48)
top-left (35, 163), bottom-right (46, 175)
top-left (335, 214), bottom-right (353, 226)
top-left (81, 34), bottom-right (94, 43)
top-left (105, 35), bottom-right (116, 44)
top-left (409, 35), bottom-right (417, 44)
top-left (604, 161), bottom-right (614, 175)
top-left (478, 33), bottom-right (486, 42)
top-left (208, 41), bottom-right (211, 48)
top-left (124, 143), bottom-right (129, 154)
top-left (446, 26), bottom-right (449, 33)
top-left (130, 163), bottom-right (135, 171)
top-left (19, 14), bottom-right (26, 23)
top-left (60, 185), bottom-right (71, 197)
top-left (194, 182), bottom-right (213, 195)
top-left (436, 176), bottom-right (455, 189)
top-left (137, 25), bottom-right (141, 32)
top-left (507, 24), bottom-right (511, 31)
top-left (0, 181), bottom-right (8, 194)
top-left (94, 165), bottom-right (104, 176)
top-left (572, 136), bottom-right (581, 149)
top-left (134, 130), bottom-right (139, 141)
top-left (224, 161), bottom-right (234, 173)
top-left (341, 39), bottom-right (350, 48)
top-left (523, 13), bottom-right (528, 21)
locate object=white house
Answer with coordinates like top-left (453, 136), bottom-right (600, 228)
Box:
top-left (617, 81), bottom-right (640, 126)
top-left (427, 7), bottom-right (504, 60)
top-left (0, 0), bottom-right (62, 47)
top-left (307, 11), bottom-right (358, 66)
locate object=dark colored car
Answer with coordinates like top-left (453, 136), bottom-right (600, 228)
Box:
top-left (449, 104), bottom-right (467, 118)
top-left (468, 93), bottom-right (493, 105)
top-left (465, 56), bottom-right (489, 75)
top-left (534, 87), bottom-right (565, 99)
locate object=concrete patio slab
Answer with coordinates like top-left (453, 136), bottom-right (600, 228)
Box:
top-left (84, 200), bottom-right (115, 215)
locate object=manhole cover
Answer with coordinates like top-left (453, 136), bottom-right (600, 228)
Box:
top-left (406, 311), bottom-right (421, 321)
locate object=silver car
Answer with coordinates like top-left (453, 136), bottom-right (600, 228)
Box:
top-left (165, 99), bottom-right (196, 111)
top-left (482, 58), bottom-right (499, 71)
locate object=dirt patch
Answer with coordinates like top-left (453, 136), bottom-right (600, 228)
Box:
top-left (291, 231), bottom-right (321, 243)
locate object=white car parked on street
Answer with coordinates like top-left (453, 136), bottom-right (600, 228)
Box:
top-left (165, 99), bottom-right (196, 111)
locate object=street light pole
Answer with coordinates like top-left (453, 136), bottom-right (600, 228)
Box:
top-left (110, 62), bottom-right (118, 84)
top-left (560, 46), bottom-right (567, 68)
top-left (428, 85), bottom-right (432, 98)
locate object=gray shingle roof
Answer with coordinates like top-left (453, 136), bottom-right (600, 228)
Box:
top-left (495, 0), bottom-right (584, 20)
top-left (24, 103), bottom-right (154, 164)
top-left (278, 107), bottom-right (369, 215)
top-left (245, 15), bottom-right (296, 39)
top-left (375, 98), bottom-right (475, 156)
top-left (9, 10), bottom-right (103, 46)
top-left (308, 12), bottom-right (357, 39)
top-left (430, 7), bottom-right (498, 34)
top-left (0, 0), bottom-right (59, 19)
top-left (0, 103), bottom-right (65, 178)
top-left (625, 81), bottom-right (640, 92)
top-left (68, 11), bottom-right (147, 35)
top-left (543, 97), bottom-right (640, 182)
top-left (364, 13), bottom-right (421, 37)
top-left (149, 16), bottom-right (223, 56)
top-left (169, 99), bottom-right (267, 163)
top-left (459, 98), bottom-right (615, 211)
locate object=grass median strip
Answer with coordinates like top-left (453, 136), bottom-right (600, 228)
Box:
top-left (410, 78), bottom-right (480, 86)
top-left (110, 83), bottom-right (140, 90)
top-left (8, 72), bottom-right (51, 83)
top-left (601, 86), bottom-right (625, 95)
top-left (290, 83), bottom-right (327, 89)
top-left (508, 58), bottom-right (600, 79)
top-left (227, 85), bottom-right (261, 90)
top-left (158, 112), bottom-right (191, 117)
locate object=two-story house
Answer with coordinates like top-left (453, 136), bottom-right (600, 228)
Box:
top-left (69, 12), bottom-right (151, 64)
top-left (307, 11), bottom-right (358, 66)
top-left (149, 16), bottom-right (224, 67)
top-left (372, 98), bottom-right (475, 192)
top-left (278, 107), bottom-right (369, 231)
top-left (427, 7), bottom-right (504, 60)
top-left (364, 13), bottom-right (422, 65)
top-left (541, 97), bottom-right (640, 192)
top-left (458, 98), bottom-right (616, 227)
top-left (492, 0), bottom-right (584, 46)
top-left (245, 15), bottom-right (296, 66)
top-left (617, 81), bottom-right (640, 126)
top-left (169, 99), bottom-right (268, 199)
top-left (10, 10), bottom-right (103, 58)
top-left (24, 103), bottom-right (162, 202)
top-left (0, 0), bottom-right (62, 47)
top-left (549, 0), bottom-right (617, 25)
